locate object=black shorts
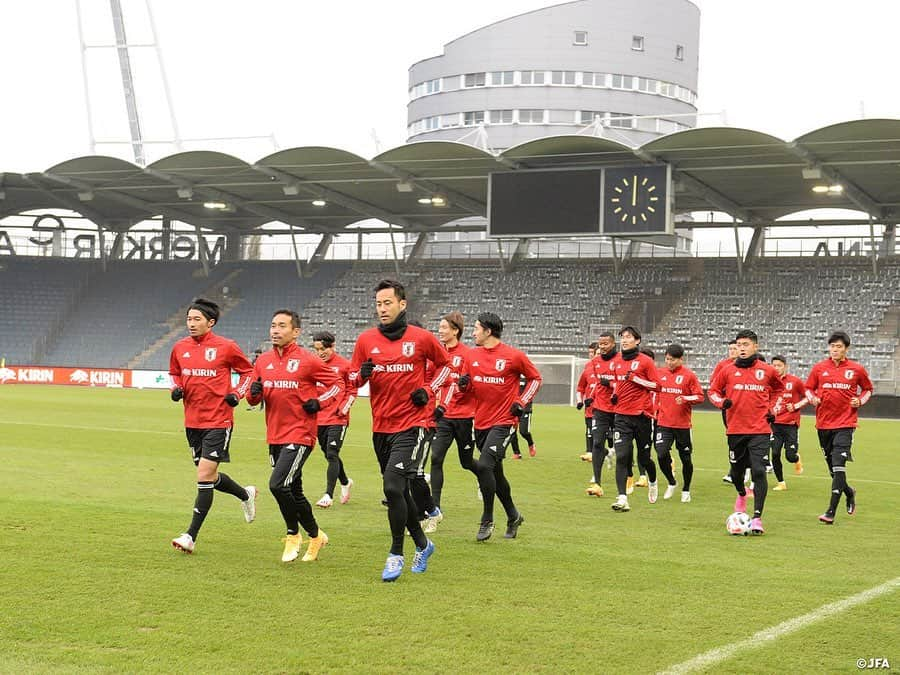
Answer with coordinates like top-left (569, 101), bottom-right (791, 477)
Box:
top-left (613, 413), bottom-right (652, 453)
top-left (317, 424), bottom-right (347, 455)
top-left (727, 434), bottom-right (770, 466)
top-left (475, 425), bottom-right (517, 460)
top-left (771, 423), bottom-right (799, 460)
top-left (817, 428), bottom-right (854, 463)
top-left (655, 426), bottom-right (692, 454)
top-left (373, 427), bottom-right (429, 478)
top-left (185, 427), bottom-right (232, 465)
top-left (519, 402), bottom-right (534, 435)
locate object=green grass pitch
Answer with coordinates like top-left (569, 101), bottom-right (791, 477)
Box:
top-left (0, 386), bottom-right (897, 673)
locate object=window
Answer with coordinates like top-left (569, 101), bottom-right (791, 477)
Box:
top-left (489, 109), bottom-right (513, 124)
top-left (551, 70), bottom-right (576, 85)
top-left (574, 30), bottom-right (588, 45)
top-left (489, 71), bottom-right (515, 86)
top-left (441, 113), bottom-right (461, 128)
top-left (425, 116), bottom-right (440, 130)
top-left (518, 109), bottom-right (545, 124)
top-left (608, 113), bottom-right (635, 129)
top-left (520, 70), bottom-right (546, 85)
top-left (426, 78), bottom-right (441, 94)
top-left (676, 44), bottom-right (684, 60)
top-left (463, 111), bottom-right (485, 126)
top-left (582, 72), bottom-right (607, 87)
top-left (611, 74), bottom-right (634, 89)
top-left (659, 82), bottom-right (677, 97)
top-left (464, 72), bottom-right (485, 88)
top-left (632, 35), bottom-right (644, 51)
top-left (637, 77), bottom-right (656, 93)
top-left (549, 109), bottom-right (574, 124)
top-left (579, 110), bottom-right (604, 124)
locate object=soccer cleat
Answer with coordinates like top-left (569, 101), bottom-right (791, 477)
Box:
top-left (512, 453), bottom-right (522, 460)
top-left (411, 539), bottom-right (435, 573)
top-left (382, 554), bottom-right (404, 582)
top-left (586, 482), bottom-right (604, 497)
top-left (579, 452), bottom-right (593, 462)
top-left (648, 482), bottom-right (658, 504)
top-left (171, 533), bottom-right (195, 553)
top-left (241, 485), bottom-right (257, 523)
top-left (423, 507), bottom-right (443, 533)
top-left (765, 464), bottom-right (774, 474)
top-left (316, 494), bottom-right (333, 509)
top-left (818, 513), bottom-right (835, 524)
top-left (340, 478), bottom-right (354, 504)
top-left (663, 484), bottom-right (677, 500)
top-left (281, 533), bottom-right (302, 563)
top-left (528, 445), bottom-right (536, 457)
top-left (794, 457), bottom-right (804, 475)
top-left (734, 493), bottom-right (748, 513)
top-left (605, 447), bottom-right (614, 470)
top-left (302, 531), bottom-right (328, 561)
top-left (846, 487), bottom-right (857, 515)
top-left (634, 475), bottom-right (649, 488)
top-left (722, 474), bottom-right (733, 484)
top-left (773, 481), bottom-right (787, 491)
top-left (625, 476), bottom-right (635, 495)
top-left (476, 521), bottom-right (494, 542)
top-left (749, 517), bottom-right (765, 535)
top-left (505, 514), bottom-right (525, 538)
top-left (611, 495), bottom-right (630, 512)
top-left (681, 491), bottom-right (691, 503)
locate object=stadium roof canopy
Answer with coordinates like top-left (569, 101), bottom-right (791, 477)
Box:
top-left (1, 119), bottom-right (898, 234)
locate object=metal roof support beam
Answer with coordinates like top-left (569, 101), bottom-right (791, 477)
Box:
top-left (305, 233), bottom-right (333, 278)
top-left (743, 225), bottom-right (766, 267)
top-left (881, 223), bottom-right (896, 258)
top-left (250, 164), bottom-right (416, 229)
top-left (23, 174), bottom-right (114, 230)
top-left (508, 237), bottom-right (531, 271)
top-left (405, 232), bottom-right (428, 263)
top-left (787, 142), bottom-right (883, 218)
top-left (368, 159), bottom-right (487, 217)
top-left (732, 219), bottom-right (744, 281)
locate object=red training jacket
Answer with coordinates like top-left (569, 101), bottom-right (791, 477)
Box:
top-left (586, 352), bottom-right (618, 413)
top-left (576, 361), bottom-right (594, 418)
top-left (436, 341), bottom-right (477, 419)
top-left (709, 357), bottom-right (784, 435)
top-left (611, 351), bottom-right (658, 417)
top-left (656, 365), bottom-right (704, 429)
top-left (463, 341), bottom-right (542, 429)
top-left (773, 373), bottom-right (808, 426)
top-left (805, 357), bottom-right (873, 430)
top-left (316, 352), bottom-right (356, 427)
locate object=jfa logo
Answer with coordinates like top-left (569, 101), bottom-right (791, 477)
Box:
top-left (452, 355), bottom-right (461, 368)
top-left (755, 369), bottom-right (765, 380)
top-left (845, 369), bottom-right (854, 380)
top-left (630, 361), bottom-right (639, 371)
top-left (286, 359), bottom-right (300, 373)
top-left (495, 359), bottom-right (506, 372)
top-left (786, 382), bottom-right (793, 390)
top-left (205, 348), bottom-right (217, 362)
top-left (402, 341), bottom-right (415, 357)
top-left (857, 657), bottom-right (891, 669)
top-left (675, 375), bottom-right (684, 385)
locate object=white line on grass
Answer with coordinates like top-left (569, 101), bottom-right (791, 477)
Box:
top-left (660, 575), bottom-right (900, 675)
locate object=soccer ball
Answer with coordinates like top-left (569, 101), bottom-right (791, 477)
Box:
top-left (726, 511), bottom-right (751, 536)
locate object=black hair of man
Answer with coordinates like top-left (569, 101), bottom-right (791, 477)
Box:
top-left (313, 331), bottom-right (335, 347)
top-left (665, 343), bottom-right (685, 359)
top-left (641, 347), bottom-right (655, 359)
top-left (477, 312), bottom-right (503, 339)
top-left (619, 325), bottom-right (642, 341)
top-left (828, 330), bottom-right (851, 347)
top-left (588, 341), bottom-right (599, 350)
top-left (188, 298), bottom-right (220, 323)
top-left (735, 329), bottom-right (758, 343)
top-left (772, 354), bottom-right (787, 365)
top-left (598, 330), bottom-right (616, 341)
top-left (272, 308), bottom-right (301, 329)
top-left (408, 319), bottom-right (424, 328)
top-left (374, 279), bottom-right (406, 300)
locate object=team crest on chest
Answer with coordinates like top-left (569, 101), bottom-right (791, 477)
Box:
top-left (786, 382), bottom-right (793, 390)
top-left (495, 359), bottom-right (506, 372)
top-left (287, 359), bottom-right (300, 373)
top-left (204, 347), bottom-right (217, 362)
top-left (675, 375), bottom-right (684, 385)
top-left (402, 341), bottom-right (416, 357)
top-left (631, 361), bottom-right (639, 371)
top-left (452, 355), bottom-right (461, 367)
top-left (755, 369), bottom-right (765, 380)
top-left (845, 369), bottom-right (854, 380)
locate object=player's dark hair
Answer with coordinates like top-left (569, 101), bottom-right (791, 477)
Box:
top-left (598, 330), bottom-right (616, 341)
top-left (477, 312), bottom-right (503, 339)
top-left (313, 331), bottom-right (335, 347)
top-left (619, 325), bottom-right (641, 341)
top-left (374, 279), bottom-right (406, 301)
top-left (757, 354), bottom-right (766, 362)
top-left (443, 311), bottom-right (464, 339)
top-left (666, 343), bottom-right (685, 359)
top-left (272, 308), bottom-right (301, 329)
top-left (728, 339), bottom-right (737, 346)
top-left (641, 347), bottom-right (655, 359)
top-left (772, 354), bottom-right (786, 364)
top-left (588, 341), bottom-right (599, 350)
top-left (188, 298), bottom-right (220, 323)
top-left (735, 329), bottom-right (758, 343)
top-left (828, 331), bottom-right (851, 347)
top-left (408, 319), bottom-right (424, 328)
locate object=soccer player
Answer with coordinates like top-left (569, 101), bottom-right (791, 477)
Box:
top-left (576, 341), bottom-right (599, 463)
top-left (246, 310), bottom-right (341, 563)
top-left (770, 355), bottom-right (808, 490)
top-left (655, 343), bottom-right (704, 502)
top-left (584, 333), bottom-right (618, 497)
top-left (609, 327), bottom-right (659, 512)
top-left (169, 298), bottom-right (255, 554)
top-left (350, 279), bottom-right (450, 581)
top-left (429, 311), bottom-right (478, 517)
top-left (463, 312), bottom-right (541, 541)
top-left (713, 340), bottom-right (740, 483)
top-left (805, 331), bottom-right (873, 524)
top-left (709, 329), bottom-right (784, 535)
top-left (510, 375), bottom-right (537, 458)
top-left (311, 331), bottom-right (356, 509)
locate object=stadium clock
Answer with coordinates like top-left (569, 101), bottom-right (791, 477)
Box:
top-left (602, 165), bottom-right (671, 235)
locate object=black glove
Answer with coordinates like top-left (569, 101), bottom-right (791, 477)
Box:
top-left (434, 405), bottom-right (446, 420)
top-left (249, 378), bottom-right (263, 397)
top-left (359, 360), bottom-right (375, 381)
top-left (721, 398), bottom-right (733, 410)
top-left (510, 402), bottom-right (525, 417)
top-left (623, 371), bottom-right (632, 381)
top-left (224, 392), bottom-right (239, 407)
top-left (458, 374), bottom-right (470, 391)
top-left (765, 412), bottom-right (776, 424)
top-left (584, 397), bottom-right (594, 407)
top-left (302, 398), bottom-right (321, 414)
top-left (410, 388), bottom-right (429, 407)
top-left (576, 401), bottom-right (584, 410)
top-left (170, 386), bottom-right (184, 402)
top-left (599, 377), bottom-right (612, 388)
top-left (610, 394), bottom-right (619, 405)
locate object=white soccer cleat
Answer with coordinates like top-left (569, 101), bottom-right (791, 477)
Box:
top-left (241, 485), bottom-right (257, 523)
top-left (340, 479), bottom-right (353, 505)
top-left (316, 494), bottom-right (333, 509)
top-left (423, 507), bottom-right (444, 534)
top-left (171, 533), bottom-right (195, 553)
top-left (681, 491), bottom-right (691, 503)
top-left (611, 495), bottom-right (630, 512)
top-left (663, 484), bottom-right (677, 500)
top-left (648, 482), bottom-right (658, 504)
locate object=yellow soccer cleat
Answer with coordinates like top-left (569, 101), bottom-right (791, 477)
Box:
top-left (580, 452), bottom-right (593, 462)
top-left (281, 533), bottom-right (302, 563)
top-left (626, 476), bottom-right (635, 495)
top-left (634, 475), bottom-right (649, 488)
top-left (585, 482), bottom-right (604, 497)
top-left (773, 481), bottom-right (787, 491)
top-left (302, 530), bottom-right (329, 562)
top-left (794, 456), bottom-right (804, 475)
